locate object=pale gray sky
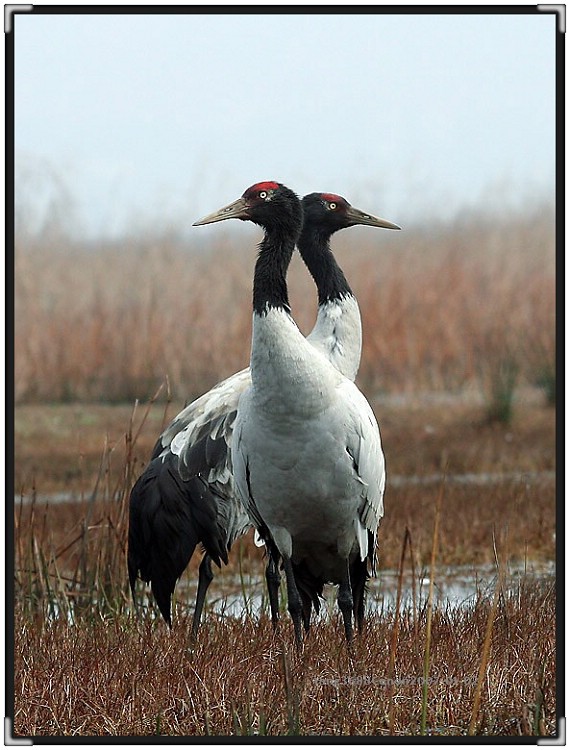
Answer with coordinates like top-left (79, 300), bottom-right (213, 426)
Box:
top-left (14, 10), bottom-right (557, 238)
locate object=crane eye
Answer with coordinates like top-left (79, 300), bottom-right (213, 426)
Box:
top-left (328, 202), bottom-right (337, 210)
top-left (259, 191), bottom-right (268, 199)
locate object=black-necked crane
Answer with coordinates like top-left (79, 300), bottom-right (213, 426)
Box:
top-left (195, 182), bottom-right (388, 644)
top-left (128, 184), bottom-right (399, 638)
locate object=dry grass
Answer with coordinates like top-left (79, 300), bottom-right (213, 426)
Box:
top-left (13, 578), bottom-right (556, 737)
top-left (14, 204), bottom-right (555, 404)
top-left (11, 392), bottom-right (557, 738)
top-left (13, 470), bottom-right (555, 615)
top-left (14, 390), bottom-right (555, 495)
top-left (11, 201), bottom-right (557, 737)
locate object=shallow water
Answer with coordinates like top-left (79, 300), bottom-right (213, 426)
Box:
top-left (14, 470), bottom-right (555, 506)
top-left (174, 559), bottom-right (555, 621)
top-left (369, 559), bottom-right (555, 612)
top-left (389, 470), bottom-right (555, 488)
top-left (17, 471), bottom-right (555, 621)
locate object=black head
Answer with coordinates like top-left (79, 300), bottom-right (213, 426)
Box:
top-left (301, 192), bottom-right (401, 235)
top-left (194, 181), bottom-right (303, 237)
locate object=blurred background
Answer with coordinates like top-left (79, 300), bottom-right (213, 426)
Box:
top-left (14, 10), bottom-right (556, 406)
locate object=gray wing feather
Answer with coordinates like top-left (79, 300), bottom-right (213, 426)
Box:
top-left (167, 369), bottom-right (251, 485)
top-left (339, 381), bottom-right (385, 554)
top-left (156, 368), bottom-right (251, 456)
top-left (230, 397), bottom-right (272, 543)
top-left (163, 368), bottom-right (253, 543)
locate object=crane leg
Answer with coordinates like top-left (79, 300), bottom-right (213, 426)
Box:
top-left (350, 557), bottom-right (368, 632)
top-left (299, 590), bottom-right (313, 633)
top-left (265, 556), bottom-right (281, 628)
top-left (282, 557), bottom-right (303, 647)
top-left (338, 563), bottom-right (354, 643)
top-left (191, 554), bottom-right (214, 639)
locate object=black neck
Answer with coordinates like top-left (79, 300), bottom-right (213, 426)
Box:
top-left (297, 225), bottom-right (353, 306)
top-left (252, 228), bottom-right (296, 316)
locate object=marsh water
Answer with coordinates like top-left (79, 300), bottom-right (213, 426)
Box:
top-left (15, 469), bottom-right (555, 506)
top-left (169, 559), bottom-right (555, 623)
top-left (16, 469), bottom-right (555, 618)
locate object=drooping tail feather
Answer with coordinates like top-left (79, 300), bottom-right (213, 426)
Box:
top-left (128, 453), bottom-right (227, 626)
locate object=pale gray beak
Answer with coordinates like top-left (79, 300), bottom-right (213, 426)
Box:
top-left (345, 205), bottom-right (401, 230)
top-left (193, 196), bottom-right (249, 226)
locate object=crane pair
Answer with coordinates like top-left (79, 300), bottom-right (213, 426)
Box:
top-left (128, 183), bottom-right (400, 644)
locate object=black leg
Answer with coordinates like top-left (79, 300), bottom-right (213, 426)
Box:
top-left (191, 554), bottom-right (214, 639)
top-left (265, 555), bottom-right (281, 628)
top-left (282, 557), bottom-right (303, 647)
top-left (338, 562), bottom-right (354, 643)
top-left (354, 587), bottom-right (365, 633)
top-left (350, 557), bottom-right (368, 632)
top-left (299, 589), bottom-right (313, 633)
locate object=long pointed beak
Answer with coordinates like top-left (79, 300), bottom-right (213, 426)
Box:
top-left (193, 196), bottom-right (249, 226)
top-left (345, 206), bottom-right (401, 231)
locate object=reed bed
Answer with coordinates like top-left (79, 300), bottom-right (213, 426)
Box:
top-left (13, 447), bottom-right (557, 739)
top-left (13, 470), bottom-right (556, 626)
top-left (14, 388), bottom-right (555, 619)
top-left (14, 204), bottom-right (555, 404)
top-left (11, 386), bottom-right (557, 738)
top-left (13, 562), bottom-right (556, 737)
top-left (11, 202), bottom-right (557, 737)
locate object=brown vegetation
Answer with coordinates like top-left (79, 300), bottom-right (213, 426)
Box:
top-left (14, 204), bottom-right (555, 404)
top-left (14, 399), bottom-right (555, 589)
top-left (13, 577), bottom-right (555, 737)
top-left (14, 386), bottom-right (555, 496)
top-left (11, 202), bottom-right (557, 737)
top-left (12, 394), bottom-right (556, 737)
